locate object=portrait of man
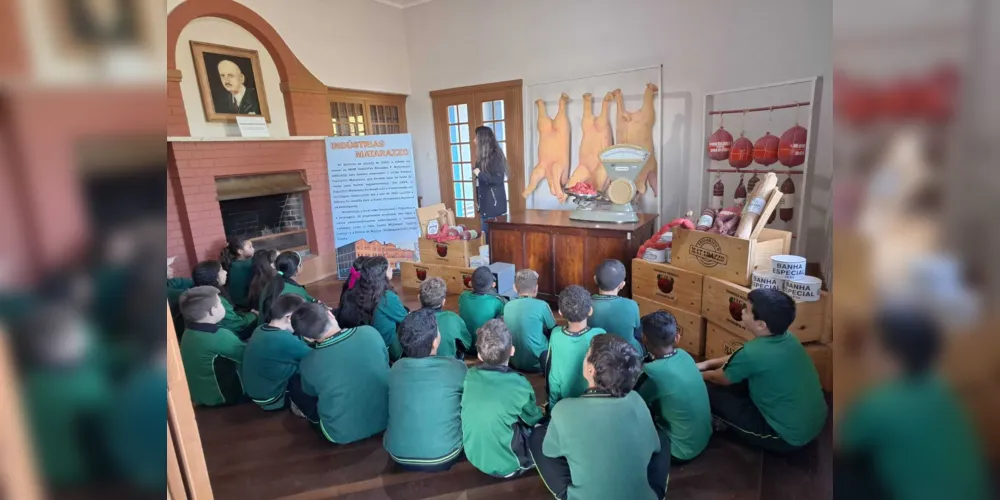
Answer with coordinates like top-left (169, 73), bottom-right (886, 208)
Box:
top-left (190, 41), bottom-right (271, 123)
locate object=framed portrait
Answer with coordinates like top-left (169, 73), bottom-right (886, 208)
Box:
top-left (190, 41), bottom-right (271, 123)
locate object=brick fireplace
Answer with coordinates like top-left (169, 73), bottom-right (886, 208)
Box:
top-left (167, 139), bottom-right (332, 277)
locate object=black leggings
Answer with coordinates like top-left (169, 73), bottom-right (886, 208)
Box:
top-left (528, 422), bottom-right (670, 499)
top-left (706, 382), bottom-right (799, 453)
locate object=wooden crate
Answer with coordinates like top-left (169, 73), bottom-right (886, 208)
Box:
top-left (671, 227), bottom-right (791, 287)
top-left (634, 295), bottom-right (706, 357)
top-left (804, 342), bottom-right (832, 392)
top-left (701, 276), bottom-right (827, 343)
top-left (418, 238), bottom-right (474, 268)
top-left (631, 259), bottom-right (703, 314)
top-left (400, 261), bottom-right (475, 295)
top-left (704, 321), bottom-right (754, 360)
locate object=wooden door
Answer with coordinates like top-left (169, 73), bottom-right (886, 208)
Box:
top-left (431, 80), bottom-right (524, 230)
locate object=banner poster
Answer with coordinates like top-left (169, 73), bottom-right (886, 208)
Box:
top-left (326, 134), bottom-right (420, 279)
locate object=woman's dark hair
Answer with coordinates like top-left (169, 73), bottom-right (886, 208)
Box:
top-left (261, 251), bottom-right (302, 321)
top-left (192, 260), bottom-right (231, 301)
top-left (338, 256), bottom-right (389, 328)
top-left (475, 126), bottom-right (507, 177)
top-left (248, 249), bottom-right (278, 311)
top-left (219, 237), bottom-right (247, 271)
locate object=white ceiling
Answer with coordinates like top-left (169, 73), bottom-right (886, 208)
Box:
top-left (368, 0), bottom-right (436, 9)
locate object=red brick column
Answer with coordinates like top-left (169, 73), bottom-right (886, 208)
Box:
top-left (167, 69), bottom-right (190, 137)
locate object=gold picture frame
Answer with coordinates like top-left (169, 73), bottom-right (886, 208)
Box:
top-left (190, 41), bottom-right (271, 123)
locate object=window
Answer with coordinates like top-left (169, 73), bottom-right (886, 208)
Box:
top-left (328, 89), bottom-right (408, 137)
top-left (445, 103), bottom-right (475, 217)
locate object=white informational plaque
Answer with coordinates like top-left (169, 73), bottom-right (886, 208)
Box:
top-left (236, 116), bottom-right (270, 138)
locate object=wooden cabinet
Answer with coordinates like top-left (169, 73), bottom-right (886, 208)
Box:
top-left (488, 210), bottom-right (658, 300)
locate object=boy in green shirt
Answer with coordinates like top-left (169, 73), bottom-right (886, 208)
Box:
top-left (292, 302), bottom-right (390, 444)
top-left (419, 277), bottom-right (472, 359)
top-left (836, 306), bottom-right (989, 500)
top-left (462, 319), bottom-right (544, 478)
top-left (504, 269), bottom-right (557, 373)
top-left (178, 286), bottom-right (246, 406)
top-left (458, 266), bottom-right (507, 350)
top-left (241, 294), bottom-right (310, 410)
top-left (635, 310), bottom-right (712, 461)
top-left (699, 288), bottom-right (827, 452)
top-left (529, 335), bottom-right (670, 500)
top-left (384, 309), bottom-right (467, 471)
top-left (589, 259), bottom-right (643, 353)
top-left (167, 256), bottom-right (192, 337)
top-left (546, 285), bottom-right (607, 409)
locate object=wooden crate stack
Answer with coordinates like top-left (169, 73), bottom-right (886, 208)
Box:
top-left (401, 203), bottom-right (479, 295)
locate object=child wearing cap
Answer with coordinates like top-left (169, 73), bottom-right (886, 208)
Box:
top-left (419, 278), bottom-right (472, 359)
top-left (458, 266), bottom-right (507, 350)
top-left (588, 259), bottom-right (643, 353)
top-left (546, 285), bottom-right (607, 409)
top-left (503, 269), bottom-right (557, 372)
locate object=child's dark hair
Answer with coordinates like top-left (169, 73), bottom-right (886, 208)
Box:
top-left (291, 302), bottom-right (333, 341)
top-left (558, 285), bottom-right (592, 322)
top-left (876, 304), bottom-right (941, 375)
top-left (641, 310), bottom-right (678, 348)
top-left (219, 236), bottom-right (247, 271)
top-left (595, 259), bottom-right (627, 292)
top-left (261, 251), bottom-right (302, 320)
top-left (339, 256), bottom-right (390, 328)
top-left (248, 249), bottom-right (278, 310)
top-left (477, 319), bottom-right (512, 365)
top-left (747, 288), bottom-right (796, 335)
top-left (266, 293), bottom-right (306, 325)
top-left (399, 308), bottom-right (438, 358)
top-left (192, 260), bottom-right (231, 301)
top-left (471, 266), bottom-right (494, 293)
top-left (587, 334), bottom-right (641, 397)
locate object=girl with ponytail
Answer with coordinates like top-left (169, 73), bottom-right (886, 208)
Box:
top-left (337, 256), bottom-right (405, 360)
top-left (259, 251), bottom-right (317, 325)
top-left (219, 237), bottom-right (255, 309)
top-left (192, 259), bottom-right (258, 340)
top-left (247, 249), bottom-right (278, 314)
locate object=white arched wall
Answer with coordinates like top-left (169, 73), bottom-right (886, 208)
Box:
top-left (175, 16), bottom-right (290, 137)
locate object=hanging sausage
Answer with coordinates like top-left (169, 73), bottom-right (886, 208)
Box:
top-left (779, 176), bottom-right (795, 222)
top-left (778, 105), bottom-right (807, 167)
top-left (707, 115), bottom-right (733, 161)
top-left (729, 111), bottom-right (753, 169)
top-left (734, 175), bottom-right (747, 207)
top-left (753, 108), bottom-right (780, 166)
top-left (711, 175), bottom-right (725, 210)
top-left (747, 172), bottom-right (760, 193)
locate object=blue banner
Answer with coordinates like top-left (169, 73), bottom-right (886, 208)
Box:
top-left (326, 134), bottom-right (420, 278)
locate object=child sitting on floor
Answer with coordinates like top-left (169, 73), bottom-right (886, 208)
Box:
top-left (219, 237), bottom-right (255, 309)
top-left (192, 260), bottom-right (257, 340)
top-left (419, 277), bottom-right (471, 359)
top-left (635, 310), bottom-right (712, 461)
top-left (338, 256), bottom-right (405, 361)
top-left (384, 309), bottom-right (467, 471)
top-left (178, 286), bottom-right (246, 407)
top-left (462, 319), bottom-right (543, 478)
top-left (259, 251), bottom-right (319, 325)
top-left (699, 288), bottom-right (827, 452)
top-left (546, 285), bottom-right (607, 409)
top-left (458, 266), bottom-right (507, 349)
top-left (588, 259), bottom-right (643, 353)
top-left (241, 294), bottom-right (309, 411)
top-left (530, 334), bottom-right (669, 500)
top-left (247, 249), bottom-right (278, 315)
top-left (503, 269), bottom-right (556, 372)
top-left (291, 302), bottom-right (389, 444)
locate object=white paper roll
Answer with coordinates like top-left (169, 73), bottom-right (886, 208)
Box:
top-left (783, 276), bottom-right (822, 301)
top-left (771, 254), bottom-right (806, 279)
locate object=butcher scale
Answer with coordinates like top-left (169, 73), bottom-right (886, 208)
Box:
top-left (567, 144), bottom-right (649, 224)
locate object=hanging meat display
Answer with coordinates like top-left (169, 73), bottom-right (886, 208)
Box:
top-left (730, 134), bottom-right (753, 169)
top-left (779, 176), bottom-right (795, 222)
top-left (734, 175), bottom-right (747, 207)
top-left (707, 116), bottom-right (733, 161)
top-left (753, 132), bottom-right (780, 166)
top-left (747, 172), bottom-right (760, 193)
top-left (778, 124), bottom-right (807, 167)
top-left (711, 175), bottom-right (725, 209)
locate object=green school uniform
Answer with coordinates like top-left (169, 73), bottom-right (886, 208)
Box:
top-left (384, 356), bottom-right (467, 465)
top-left (109, 362), bottom-right (167, 492)
top-left (241, 325), bottom-right (311, 410)
top-left (839, 375), bottom-right (989, 500)
top-left (431, 308), bottom-right (472, 358)
top-left (458, 291), bottom-right (506, 345)
top-left (462, 365), bottom-right (543, 477)
top-left (546, 326), bottom-right (607, 408)
top-left (179, 322), bottom-right (246, 406)
top-left (589, 294), bottom-right (643, 352)
top-left (503, 296), bottom-right (556, 372)
top-left (258, 279), bottom-right (317, 322)
top-left (299, 326), bottom-right (390, 444)
top-left (543, 390), bottom-right (661, 500)
top-left (219, 295), bottom-right (257, 338)
top-left (722, 331), bottom-right (827, 446)
top-left (372, 290), bottom-right (406, 361)
top-left (636, 350), bottom-right (712, 460)
top-left (23, 360), bottom-right (112, 486)
top-left (167, 277), bottom-right (194, 335)
top-left (227, 259), bottom-right (254, 309)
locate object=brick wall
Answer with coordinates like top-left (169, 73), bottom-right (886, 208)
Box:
top-left (168, 139), bottom-right (331, 276)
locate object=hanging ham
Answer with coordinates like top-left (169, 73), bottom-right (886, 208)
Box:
top-left (711, 177), bottom-right (725, 209)
top-left (729, 135), bottom-right (753, 169)
top-left (753, 132), bottom-right (780, 166)
top-left (778, 125), bottom-right (807, 167)
top-left (734, 175), bottom-right (747, 207)
top-left (747, 173), bottom-right (760, 192)
top-left (708, 127), bottom-right (733, 161)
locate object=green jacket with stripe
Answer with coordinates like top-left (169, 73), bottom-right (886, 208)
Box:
top-left (179, 322), bottom-right (246, 406)
top-left (384, 356), bottom-right (467, 465)
top-left (227, 259), bottom-right (254, 309)
top-left (241, 324), bottom-right (311, 410)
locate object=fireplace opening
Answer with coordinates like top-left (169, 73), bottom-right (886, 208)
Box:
top-left (215, 172), bottom-right (311, 254)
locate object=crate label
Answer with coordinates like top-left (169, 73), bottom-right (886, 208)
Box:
top-left (696, 214), bottom-right (714, 228)
top-left (747, 197), bottom-right (766, 215)
top-left (414, 266), bottom-right (429, 282)
top-left (460, 273), bottom-right (473, 290)
top-left (725, 292), bottom-right (749, 332)
top-left (654, 272), bottom-right (678, 300)
top-left (688, 237), bottom-right (729, 267)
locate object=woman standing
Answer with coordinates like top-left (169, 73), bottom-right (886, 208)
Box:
top-left (472, 126), bottom-right (508, 241)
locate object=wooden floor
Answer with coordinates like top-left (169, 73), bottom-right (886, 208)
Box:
top-left (195, 277), bottom-right (833, 499)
